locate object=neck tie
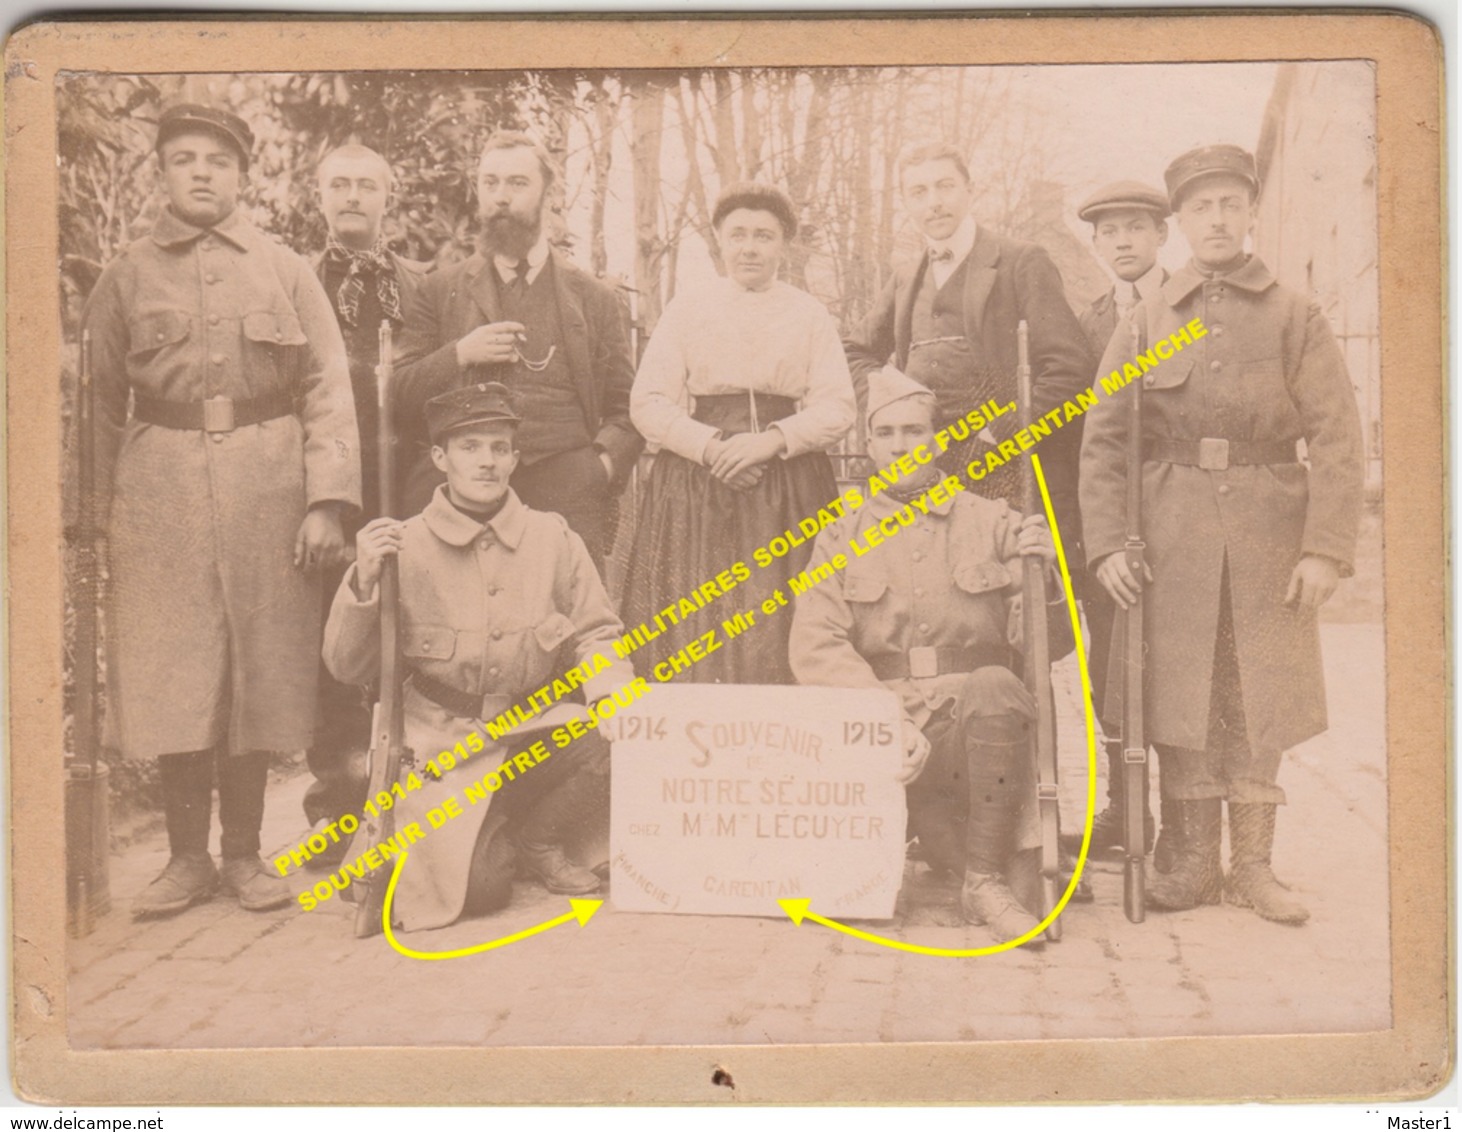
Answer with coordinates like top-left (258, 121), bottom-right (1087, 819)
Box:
top-left (511, 258), bottom-right (530, 296)
top-left (930, 246), bottom-right (955, 264)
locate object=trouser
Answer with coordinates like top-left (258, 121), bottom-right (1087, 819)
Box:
top-left (159, 748), bottom-right (271, 860)
top-left (1155, 563), bottom-right (1285, 805)
top-left (303, 563), bottom-right (373, 830)
top-left (511, 446), bottom-right (616, 569)
top-left (906, 666), bottom-right (1038, 877)
top-left (463, 731), bottom-right (611, 914)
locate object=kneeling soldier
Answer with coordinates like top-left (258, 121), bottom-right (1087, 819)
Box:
top-left (789, 368), bottom-right (1071, 946)
top-left (323, 383), bottom-right (632, 931)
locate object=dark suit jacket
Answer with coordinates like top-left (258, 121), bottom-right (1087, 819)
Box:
top-left (1078, 270), bottom-right (1170, 364)
top-left (843, 226), bottom-right (1093, 541)
top-left (393, 247), bottom-right (642, 499)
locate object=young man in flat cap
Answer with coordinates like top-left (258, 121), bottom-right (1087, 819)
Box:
top-left (1080, 144), bottom-right (1364, 924)
top-left (789, 368), bottom-right (1071, 947)
top-left (392, 132), bottom-right (641, 567)
top-left (1064, 180), bottom-right (1172, 868)
top-left (324, 383), bottom-right (632, 931)
top-left (300, 144), bottom-right (432, 864)
top-left (81, 104), bottom-right (361, 916)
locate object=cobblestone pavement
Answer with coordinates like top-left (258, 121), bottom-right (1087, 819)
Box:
top-left (68, 623), bottom-right (1389, 1049)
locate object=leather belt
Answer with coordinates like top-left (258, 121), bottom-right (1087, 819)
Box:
top-left (410, 670), bottom-right (510, 721)
top-left (869, 644), bottom-right (1014, 681)
top-left (134, 390), bottom-right (295, 433)
top-left (1144, 436), bottom-right (1299, 472)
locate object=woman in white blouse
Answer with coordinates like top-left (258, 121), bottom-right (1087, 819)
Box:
top-left (623, 182), bottom-right (856, 685)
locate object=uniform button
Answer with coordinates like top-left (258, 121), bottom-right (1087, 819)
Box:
top-left (1211, 293), bottom-right (1223, 303)
top-left (489, 666), bottom-right (500, 677)
top-left (479, 540), bottom-right (491, 551)
top-left (210, 434), bottom-right (223, 445)
top-left (1210, 361), bottom-right (1222, 371)
top-left (913, 551), bottom-right (924, 562)
top-left (1211, 326), bottom-right (1224, 337)
top-left (487, 586), bottom-right (499, 596)
top-left (208, 314), bottom-right (220, 326)
top-left (1218, 484), bottom-right (1231, 496)
top-left (205, 273), bottom-right (218, 284)
top-left (491, 630), bottom-right (503, 641)
top-left (914, 587), bottom-right (925, 597)
top-left (918, 622), bottom-right (930, 634)
top-left (155, 331), bottom-right (165, 341)
top-left (421, 641), bottom-right (432, 652)
top-left (211, 354), bottom-right (225, 365)
top-left (1144, 375), bottom-right (1154, 387)
top-left (275, 331), bottom-right (284, 341)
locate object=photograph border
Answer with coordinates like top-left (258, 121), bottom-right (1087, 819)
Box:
top-left (5, 11), bottom-right (1448, 1104)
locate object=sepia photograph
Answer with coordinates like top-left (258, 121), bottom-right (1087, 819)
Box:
top-left (6, 12), bottom-right (1447, 1106)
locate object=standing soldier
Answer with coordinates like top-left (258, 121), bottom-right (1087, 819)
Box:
top-left (82, 105), bottom-right (360, 917)
top-left (301, 144), bottom-right (430, 861)
top-left (1065, 181), bottom-right (1172, 867)
top-left (392, 132), bottom-right (641, 566)
top-left (1080, 145), bottom-right (1364, 924)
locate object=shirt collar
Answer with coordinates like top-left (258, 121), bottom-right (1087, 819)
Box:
top-left (493, 235), bottom-right (550, 286)
top-left (1116, 262), bottom-right (1165, 307)
top-left (151, 206), bottom-right (251, 251)
top-left (1163, 254), bottom-right (1276, 304)
top-left (422, 484), bottom-right (528, 550)
top-left (926, 216), bottom-right (978, 266)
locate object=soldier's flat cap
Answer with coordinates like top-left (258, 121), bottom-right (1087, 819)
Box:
top-left (155, 104), bottom-right (255, 171)
top-left (1077, 180), bottom-right (1170, 223)
top-left (1164, 144), bottom-right (1260, 208)
top-left (426, 382), bottom-right (523, 443)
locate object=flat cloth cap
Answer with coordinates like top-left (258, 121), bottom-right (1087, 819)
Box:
top-left (1164, 144), bottom-right (1260, 208)
top-left (866, 365), bottom-right (936, 428)
top-left (1078, 180), bottom-right (1170, 223)
top-left (156, 104), bottom-right (256, 171)
top-left (426, 382), bottom-right (523, 443)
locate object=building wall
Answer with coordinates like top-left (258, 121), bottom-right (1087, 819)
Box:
top-left (1255, 62), bottom-right (1381, 490)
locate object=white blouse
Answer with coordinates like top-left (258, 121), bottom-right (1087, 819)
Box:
top-left (630, 277), bottom-right (856, 464)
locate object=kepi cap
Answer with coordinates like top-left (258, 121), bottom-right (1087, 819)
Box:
top-left (1164, 144), bottom-right (1260, 208)
top-left (1078, 180), bottom-right (1170, 223)
top-left (156, 103), bottom-right (256, 171)
top-left (426, 382), bottom-right (523, 444)
top-left (866, 365), bottom-right (936, 428)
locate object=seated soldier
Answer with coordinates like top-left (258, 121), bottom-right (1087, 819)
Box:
top-left (323, 383), bottom-right (635, 931)
top-left (789, 367), bottom-right (1071, 947)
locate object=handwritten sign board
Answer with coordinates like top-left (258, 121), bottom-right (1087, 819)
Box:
top-left (607, 683), bottom-right (907, 919)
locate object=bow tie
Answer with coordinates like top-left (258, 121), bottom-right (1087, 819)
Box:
top-left (929, 247), bottom-right (956, 264)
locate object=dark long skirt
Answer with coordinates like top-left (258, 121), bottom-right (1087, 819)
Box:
top-left (622, 424), bottom-right (837, 685)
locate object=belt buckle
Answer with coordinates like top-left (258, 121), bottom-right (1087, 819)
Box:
top-left (202, 396), bottom-right (235, 433)
top-left (1198, 437), bottom-right (1229, 471)
top-left (908, 646), bottom-right (939, 680)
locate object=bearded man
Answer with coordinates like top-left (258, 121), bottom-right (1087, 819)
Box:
top-left (392, 132), bottom-right (641, 566)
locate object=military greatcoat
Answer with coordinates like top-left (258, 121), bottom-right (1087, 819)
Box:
top-left (323, 486), bottom-right (631, 931)
top-left (83, 207), bottom-right (361, 760)
top-left (1079, 255), bottom-right (1364, 754)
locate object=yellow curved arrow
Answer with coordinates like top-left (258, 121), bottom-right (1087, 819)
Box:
top-left (381, 848), bottom-right (603, 961)
top-left (780, 453), bottom-right (1098, 957)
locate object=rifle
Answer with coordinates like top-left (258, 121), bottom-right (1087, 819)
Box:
top-left (1121, 313), bottom-right (1150, 923)
top-left (353, 321), bottom-right (410, 938)
top-left (1017, 320), bottom-right (1061, 943)
top-left (68, 331), bottom-right (102, 937)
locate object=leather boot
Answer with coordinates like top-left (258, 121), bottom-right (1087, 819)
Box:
top-left (133, 750), bottom-right (217, 919)
top-left (513, 756), bottom-right (607, 896)
top-left (219, 855), bottom-right (291, 912)
top-left (1152, 791), bottom-right (1182, 875)
top-left (1061, 739), bottom-right (1154, 856)
top-left (1146, 798), bottom-right (1222, 910)
top-left (1224, 802), bottom-right (1309, 925)
top-left (958, 726), bottom-right (1043, 949)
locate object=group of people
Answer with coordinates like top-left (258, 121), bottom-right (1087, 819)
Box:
top-left (78, 101), bottom-right (1363, 946)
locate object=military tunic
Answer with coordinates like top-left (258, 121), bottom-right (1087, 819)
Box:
top-left (1080, 255), bottom-right (1364, 755)
top-left (323, 486), bottom-right (632, 931)
top-left (789, 487), bottom-right (1073, 857)
top-left (83, 207), bottom-right (360, 760)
